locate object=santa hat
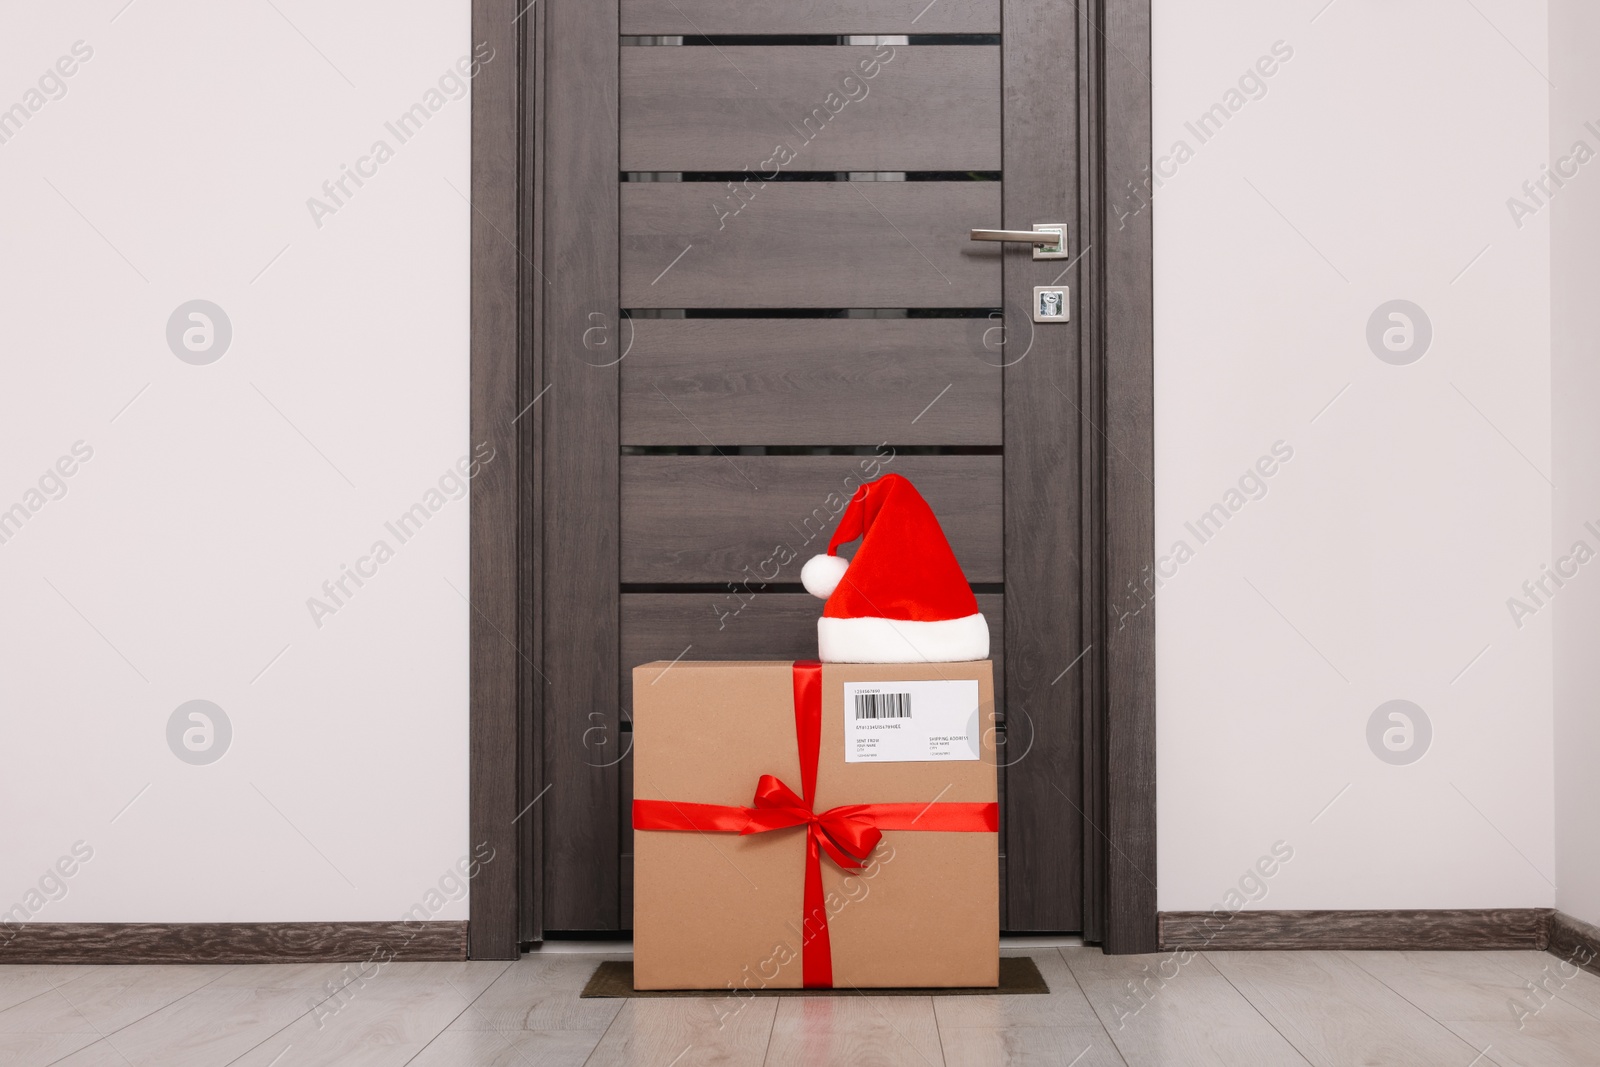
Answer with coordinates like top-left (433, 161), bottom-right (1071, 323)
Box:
top-left (800, 473), bottom-right (990, 663)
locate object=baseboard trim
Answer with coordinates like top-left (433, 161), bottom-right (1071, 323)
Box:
top-left (1549, 911), bottom-right (1600, 978)
top-left (0, 922), bottom-right (468, 964)
top-left (6, 912), bottom-right (1588, 967)
top-left (1158, 909), bottom-right (1552, 952)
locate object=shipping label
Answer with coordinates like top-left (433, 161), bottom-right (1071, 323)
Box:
top-left (842, 679), bottom-right (981, 763)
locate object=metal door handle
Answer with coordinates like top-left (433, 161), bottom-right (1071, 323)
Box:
top-left (969, 228), bottom-right (1057, 244)
top-left (968, 223), bottom-right (1068, 260)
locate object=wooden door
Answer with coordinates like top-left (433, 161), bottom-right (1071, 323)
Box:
top-left (533, 0), bottom-right (1090, 936)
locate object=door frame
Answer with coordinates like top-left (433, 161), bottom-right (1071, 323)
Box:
top-left (466, 0), bottom-right (1155, 958)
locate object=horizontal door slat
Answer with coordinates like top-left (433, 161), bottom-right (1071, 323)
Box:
top-left (621, 47), bottom-right (1000, 171)
top-left (621, 0), bottom-right (999, 35)
top-left (620, 318), bottom-right (1002, 445)
top-left (621, 592), bottom-right (1004, 718)
top-left (621, 182), bottom-right (1002, 308)
top-left (621, 455), bottom-right (1002, 583)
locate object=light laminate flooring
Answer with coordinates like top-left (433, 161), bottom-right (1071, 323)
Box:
top-left (3, 946), bottom-right (1598, 1066)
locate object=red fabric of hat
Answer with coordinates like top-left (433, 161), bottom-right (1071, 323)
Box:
top-left (800, 473), bottom-right (989, 663)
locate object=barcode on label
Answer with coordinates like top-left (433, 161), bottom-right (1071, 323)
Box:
top-left (854, 692), bottom-right (912, 720)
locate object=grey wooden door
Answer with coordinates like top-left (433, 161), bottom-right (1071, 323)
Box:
top-left (536, 0), bottom-right (1086, 935)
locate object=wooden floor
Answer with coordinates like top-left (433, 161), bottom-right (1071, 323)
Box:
top-left (3, 946), bottom-right (1600, 1066)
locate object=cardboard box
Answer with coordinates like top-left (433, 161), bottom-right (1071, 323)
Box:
top-left (632, 660), bottom-right (999, 990)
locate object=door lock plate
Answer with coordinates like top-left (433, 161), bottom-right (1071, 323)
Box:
top-left (1033, 286), bottom-right (1070, 323)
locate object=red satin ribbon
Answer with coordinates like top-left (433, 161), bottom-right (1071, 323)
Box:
top-left (633, 660), bottom-right (999, 988)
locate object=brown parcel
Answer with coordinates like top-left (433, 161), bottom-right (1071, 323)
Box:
top-left (632, 660), bottom-right (998, 990)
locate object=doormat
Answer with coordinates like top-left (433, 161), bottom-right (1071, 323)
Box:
top-left (580, 956), bottom-right (1048, 997)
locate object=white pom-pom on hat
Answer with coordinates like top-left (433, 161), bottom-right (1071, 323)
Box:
top-left (801, 553), bottom-right (849, 600)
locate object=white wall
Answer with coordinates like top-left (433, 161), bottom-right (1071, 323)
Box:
top-left (1154, 0), bottom-right (1555, 911)
top-left (0, 0), bottom-right (475, 924)
top-left (1550, 0), bottom-right (1600, 931)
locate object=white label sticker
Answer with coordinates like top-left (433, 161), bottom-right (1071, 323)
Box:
top-left (843, 679), bottom-right (981, 763)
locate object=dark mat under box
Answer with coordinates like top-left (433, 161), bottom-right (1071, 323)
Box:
top-left (581, 956), bottom-right (1049, 998)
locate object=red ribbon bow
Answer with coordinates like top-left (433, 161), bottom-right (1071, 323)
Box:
top-left (633, 661), bottom-right (998, 988)
top-left (742, 773), bottom-right (885, 870)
